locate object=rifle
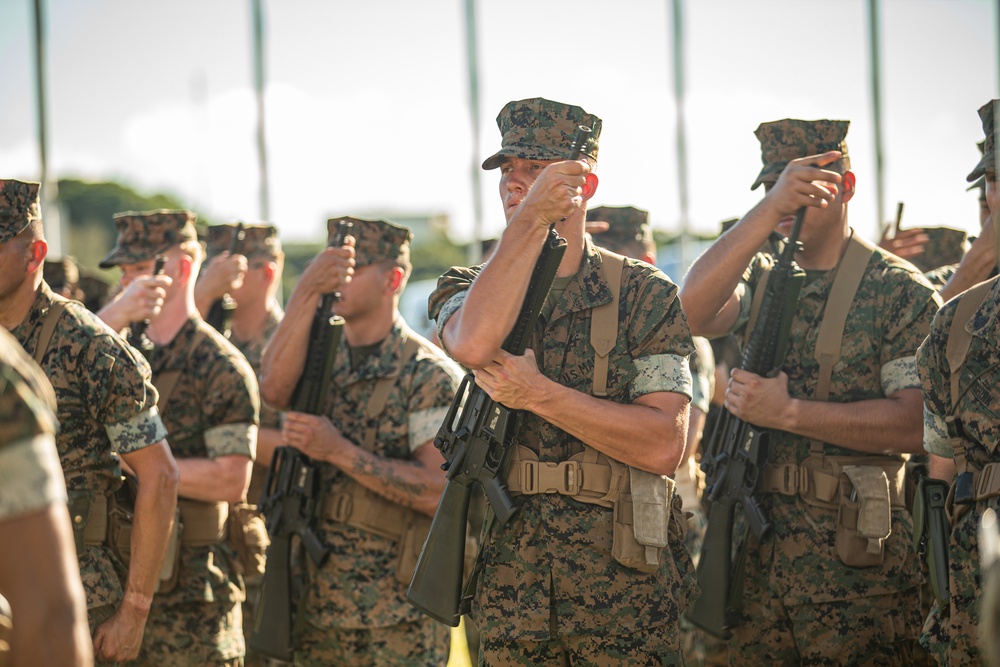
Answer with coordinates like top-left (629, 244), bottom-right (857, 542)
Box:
top-left (407, 125), bottom-right (591, 627)
top-left (130, 255), bottom-right (166, 354)
top-left (684, 207), bottom-right (807, 639)
top-left (248, 220), bottom-right (353, 661)
top-left (205, 222), bottom-right (245, 337)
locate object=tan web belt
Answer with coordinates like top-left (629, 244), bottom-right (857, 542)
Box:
top-left (322, 483), bottom-right (409, 543)
top-left (81, 495), bottom-right (109, 546)
top-left (504, 445), bottom-right (623, 509)
top-left (954, 462), bottom-right (1000, 505)
top-left (178, 499), bottom-right (229, 546)
top-left (760, 460), bottom-right (905, 509)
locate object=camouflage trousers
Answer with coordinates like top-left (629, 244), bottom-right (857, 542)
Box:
top-left (479, 624), bottom-right (684, 667)
top-left (730, 588), bottom-right (920, 665)
top-left (130, 595), bottom-right (244, 666)
top-left (294, 617), bottom-right (449, 666)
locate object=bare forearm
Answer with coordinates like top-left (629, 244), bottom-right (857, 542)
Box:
top-left (777, 396), bottom-right (923, 454)
top-left (929, 454), bottom-right (957, 482)
top-left (939, 249), bottom-right (997, 301)
top-left (526, 378), bottom-right (689, 475)
top-left (443, 219), bottom-right (548, 368)
top-left (125, 481), bottom-right (177, 602)
top-left (259, 287), bottom-right (319, 408)
top-left (176, 456), bottom-right (252, 503)
top-left (96, 294), bottom-right (133, 333)
top-left (323, 440), bottom-right (445, 517)
top-left (680, 205), bottom-right (774, 336)
top-left (254, 426), bottom-right (284, 468)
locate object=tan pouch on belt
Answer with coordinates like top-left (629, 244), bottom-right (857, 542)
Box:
top-left (836, 465), bottom-right (891, 568)
top-left (613, 468), bottom-right (674, 573)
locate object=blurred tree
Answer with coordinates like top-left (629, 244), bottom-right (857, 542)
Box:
top-left (57, 178), bottom-right (215, 274)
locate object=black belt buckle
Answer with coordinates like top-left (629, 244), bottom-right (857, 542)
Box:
top-left (954, 471), bottom-right (975, 505)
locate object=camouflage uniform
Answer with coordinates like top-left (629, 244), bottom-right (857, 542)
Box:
top-left (720, 120), bottom-right (939, 664)
top-left (916, 99), bottom-right (1000, 667)
top-left (430, 240), bottom-right (696, 665)
top-left (100, 210), bottom-right (260, 666)
top-left (0, 326), bottom-right (63, 522)
top-left (9, 278), bottom-right (168, 636)
top-left (205, 223), bottom-right (284, 667)
top-left (0, 327), bottom-right (64, 666)
top-left (295, 217), bottom-right (461, 667)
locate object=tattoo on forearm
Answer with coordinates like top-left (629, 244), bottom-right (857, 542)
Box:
top-left (352, 451), bottom-right (426, 507)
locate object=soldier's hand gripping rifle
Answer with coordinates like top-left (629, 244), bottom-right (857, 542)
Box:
top-left (406, 126), bottom-right (591, 627)
top-left (684, 207), bottom-right (807, 639)
top-left (130, 255), bottom-right (166, 354)
top-left (205, 222), bottom-right (245, 337)
top-left (248, 221), bottom-right (353, 661)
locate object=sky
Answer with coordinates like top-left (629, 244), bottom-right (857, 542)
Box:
top-left (0, 0), bottom-right (997, 265)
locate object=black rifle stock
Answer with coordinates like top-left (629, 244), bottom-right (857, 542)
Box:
top-left (130, 255), bottom-right (166, 354)
top-left (685, 208), bottom-right (807, 639)
top-left (248, 221), bottom-right (352, 661)
top-left (406, 126), bottom-right (591, 627)
top-left (206, 222), bottom-right (245, 336)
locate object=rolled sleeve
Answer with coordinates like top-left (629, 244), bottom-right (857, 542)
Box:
top-left (205, 422), bottom-right (257, 459)
top-left (881, 356), bottom-right (921, 397)
top-left (105, 406), bottom-right (168, 455)
top-left (923, 405), bottom-right (952, 458)
top-left (0, 433), bottom-right (67, 520)
top-left (633, 353), bottom-right (693, 400)
top-left (434, 292), bottom-right (467, 354)
top-left (409, 406), bottom-right (448, 452)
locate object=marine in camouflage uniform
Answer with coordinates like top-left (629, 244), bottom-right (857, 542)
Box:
top-left (587, 204), bottom-right (725, 666)
top-left (680, 120), bottom-right (939, 664)
top-left (98, 210), bottom-right (259, 667)
top-left (431, 98), bottom-right (695, 666)
top-left (0, 180), bottom-right (179, 667)
top-left (0, 327), bottom-right (93, 666)
top-left (260, 217), bottom-right (461, 666)
top-left (198, 223), bottom-right (286, 667)
top-left (917, 99), bottom-right (1000, 667)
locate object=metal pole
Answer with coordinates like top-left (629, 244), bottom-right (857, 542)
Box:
top-left (867, 0), bottom-right (886, 231)
top-left (32, 0), bottom-right (63, 257)
top-left (463, 0), bottom-right (484, 266)
top-left (669, 0), bottom-right (690, 273)
top-left (251, 0), bottom-right (271, 221)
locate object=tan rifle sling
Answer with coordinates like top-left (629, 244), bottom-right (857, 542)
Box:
top-left (943, 277), bottom-right (996, 475)
top-left (31, 301), bottom-right (68, 366)
top-left (591, 249), bottom-right (625, 397)
top-left (152, 323), bottom-right (210, 412)
top-left (362, 327), bottom-right (421, 449)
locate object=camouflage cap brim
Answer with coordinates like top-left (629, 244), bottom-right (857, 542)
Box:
top-left (751, 156), bottom-right (852, 191)
top-left (100, 209), bottom-right (198, 268)
top-left (0, 179), bottom-right (42, 244)
top-left (482, 97), bottom-right (602, 171)
top-left (327, 215), bottom-right (412, 267)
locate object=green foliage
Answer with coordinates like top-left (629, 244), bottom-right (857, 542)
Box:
top-left (56, 178), bottom-right (214, 275)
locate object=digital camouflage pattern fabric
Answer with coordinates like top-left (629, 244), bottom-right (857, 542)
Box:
top-left (586, 205), bottom-right (653, 258)
top-left (99, 209), bottom-right (198, 268)
top-left (481, 97), bottom-right (601, 170)
top-left (135, 317), bottom-right (259, 666)
top-left (204, 223), bottom-right (282, 261)
top-left (751, 119), bottom-right (851, 190)
top-left (430, 240), bottom-right (696, 652)
top-left (9, 282), bottom-right (167, 622)
top-left (298, 318), bottom-right (460, 664)
top-left (326, 216), bottom-right (411, 268)
top-left (725, 235), bottom-right (941, 663)
top-left (0, 327), bottom-right (64, 521)
top-left (916, 275), bottom-right (1000, 665)
top-left (0, 178), bottom-right (41, 244)
top-left (301, 321), bottom-right (458, 623)
top-left (968, 99), bottom-right (998, 182)
top-left (904, 226), bottom-right (969, 273)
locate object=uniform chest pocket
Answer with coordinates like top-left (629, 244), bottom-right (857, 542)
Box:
top-left (966, 374), bottom-right (1000, 455)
